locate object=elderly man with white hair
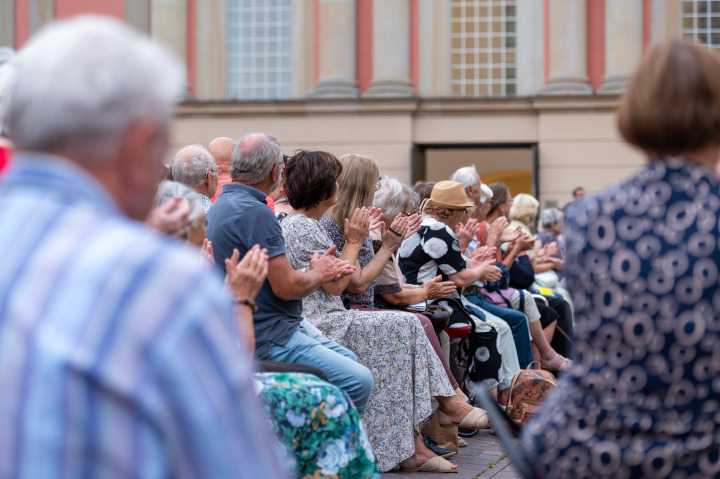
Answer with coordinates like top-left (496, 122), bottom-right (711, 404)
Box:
top-left (171, 144), bottom-right (218, 212)
top-left (449, 165), bottom-right (493, 221)
top-left (0, 16), bottom-right (288, 477)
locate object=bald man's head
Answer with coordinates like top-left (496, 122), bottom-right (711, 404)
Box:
top-left (208, 136), bottom-right (234, 183)
top-left (208, 137), bottom-right (234, 166)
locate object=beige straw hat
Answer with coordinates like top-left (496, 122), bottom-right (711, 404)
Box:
top-left (426, 180), bottom-right (475, 209)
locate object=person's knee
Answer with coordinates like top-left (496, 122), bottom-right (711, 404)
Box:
top-left (347, 364), bottom-right (373, 413)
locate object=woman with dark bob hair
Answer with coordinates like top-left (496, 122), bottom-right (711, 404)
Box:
top-left (521, 40), bottom-right (720, 478)
top-left (280, 151), bottom-right (488, 474)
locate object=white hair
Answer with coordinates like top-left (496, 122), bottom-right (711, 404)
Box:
top-left (402, 183), bottom-right (420, 210)
top-left (480, 183), bottom-right (493, 205)
top-left (154, 180), bottom-right (205, 228)
top-left (6, 15), bottom-right (184, 162)
top-left (230, 132), bottom-right (282, 184)
top-left (172, 144), bottom-right (217, 188)
top-left (373, 176), bottom-right (406, 217)
top-left (449, 165), bottom-right (479, 190)
top-left (540, 208), bottom-right (564, 228)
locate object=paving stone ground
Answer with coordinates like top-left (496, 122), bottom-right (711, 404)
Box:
top-left (381, 429), bottom-right (523, 479)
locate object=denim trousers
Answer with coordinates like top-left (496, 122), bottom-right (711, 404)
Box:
top-left (266, 325), bottom-right (374, 414)
top-left (463, 291), bottom-right (535, 369)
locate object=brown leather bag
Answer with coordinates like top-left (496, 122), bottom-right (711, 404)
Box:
top-left (506, 362), bottom-right (557, 425)
top-left (422, 303), bottom-right (450, 335)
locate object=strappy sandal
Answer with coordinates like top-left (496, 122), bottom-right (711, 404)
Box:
top-left (400, 456), bottom-right (458, 473)
top-left (438, 407), bottom-right (491, 430)
top-left (539, 354), bottom-right (571, 372)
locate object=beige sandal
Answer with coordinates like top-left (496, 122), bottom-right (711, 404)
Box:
top-left (539, 354), bottom-right (571, 372)
top-left (438, 407), bottom-right (490, 430)
top-left (400, 456), bottom-right (458, 473)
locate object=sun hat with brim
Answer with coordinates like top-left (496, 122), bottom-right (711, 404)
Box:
top-left (426, 180), bottom-right (475, 209)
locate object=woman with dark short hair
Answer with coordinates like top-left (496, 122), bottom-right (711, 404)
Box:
top-left (521, 40), bottom-right (720, 478)
top-left (280, 151), bottom-right (489, 474)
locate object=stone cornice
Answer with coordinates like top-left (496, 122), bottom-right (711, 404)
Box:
top-left (175, 95), bottom-right (621, 117)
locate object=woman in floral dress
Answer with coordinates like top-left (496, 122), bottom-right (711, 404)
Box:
top-left (280, 151), bottom-right (489, 473)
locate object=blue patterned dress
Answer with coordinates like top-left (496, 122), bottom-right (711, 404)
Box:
top-left (522, 159), bottom-right (720, 478)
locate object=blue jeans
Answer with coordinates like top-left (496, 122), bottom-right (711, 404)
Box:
top-left (463, 291), bottom-right (534, 368)
top-left (266, 326), bottom-right (374, 414)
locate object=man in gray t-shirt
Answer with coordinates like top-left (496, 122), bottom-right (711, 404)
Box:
top-left (206, 132), bottom-right (373, 413)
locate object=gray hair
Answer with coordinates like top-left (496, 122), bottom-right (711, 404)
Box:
top-left (373, 176), bottom-right (406, 217)
top-left (6, 16), bottom-right (183, 162)
top-left (449, 165), bottom-right (479, 189)
top-left (230, 132), bottom-right (282, 184)
top-left (540, 208), bottom-right (564, 228)
top-left (154, 180), bottom-right (205, 228)
top-left (402, 183), bottom-right (420, 210)
top-left (0, 48), bottom-right (16, 137)
top-left (172, 144), bottom-right (216, 188)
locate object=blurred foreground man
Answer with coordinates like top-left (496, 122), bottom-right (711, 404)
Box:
top-left (0, 16), bottom-right (287, 478)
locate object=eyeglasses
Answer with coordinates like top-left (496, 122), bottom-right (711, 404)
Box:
top-left (375, 179), bottom-right (382, 191)
top-left (283, 155), bottom-right (291, 164)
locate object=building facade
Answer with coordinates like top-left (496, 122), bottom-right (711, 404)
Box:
top-left (1, 0), bottom-right (707, 205)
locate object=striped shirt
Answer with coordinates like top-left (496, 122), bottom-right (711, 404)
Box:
top-left (0, 154), bottom-right (289, 478)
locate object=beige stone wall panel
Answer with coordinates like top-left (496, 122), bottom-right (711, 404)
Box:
top-left (418, 0), bottom-right (450, 97)
top-left (538, 111), bottom-right (621, 141)
top-left (195, 0), bottom-right (226, 99)
top-left (414, 114), bottom-right (538, 144)
top-left (293, 0), bottom-right (316, 97)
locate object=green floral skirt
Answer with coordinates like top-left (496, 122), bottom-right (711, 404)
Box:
top-left (255, 372), bottom-right (380, 479)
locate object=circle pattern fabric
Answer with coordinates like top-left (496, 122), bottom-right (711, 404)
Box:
top-left (521, 159), bottom-right (720, 478)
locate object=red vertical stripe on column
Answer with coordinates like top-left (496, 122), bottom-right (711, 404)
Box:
top-left (55, 0), bottom-right (124, 19)
top-left (586, 0), bottom-right (605, 91)
top-left (187, 0), bottom-right (196, 97)
top-left (410, 0), bottom-right (418, 92)
top-left (643, 0), bottom-right (651, 51)
top-left (15, 0), bottom-right (30, 48)
top-left (543, 0), bottom-right (549, 84)
top-left (356, 0), bottom-right (372, 92)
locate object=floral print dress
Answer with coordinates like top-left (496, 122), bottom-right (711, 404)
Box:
top-left (255, 372), bottom-right (380, 479)
top-left (281, 214), bottom-right (455, 472)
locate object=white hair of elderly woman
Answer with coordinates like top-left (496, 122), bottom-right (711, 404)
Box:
top-left (0, 47), bottom-right (16, 137)
top-left (373, 175), bottom-right (408, 218)
top-left (540, 208), bottom-right (564, 229)
top-left (154, 180), bottom-right (205, 228)
top-left (5, 15), bottom-right (184, 161)
top-left (449, 165), bottom-right (478, 189)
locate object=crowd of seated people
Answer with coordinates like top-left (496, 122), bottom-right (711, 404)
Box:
top-left (165, 130), bottom-right (578, 473)
top-left (5, 16), bottom-right (720, 479)
top-left (0, 12), bottom-right (581, 479)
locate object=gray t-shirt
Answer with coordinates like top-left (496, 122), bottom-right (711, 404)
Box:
top-left (206, 183), bottom-right (302, 359)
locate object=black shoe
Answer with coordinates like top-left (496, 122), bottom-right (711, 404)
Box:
top-left (457, 426), bottom-right (479, 438)
top-left (422, 435), bottom-right (457, 459)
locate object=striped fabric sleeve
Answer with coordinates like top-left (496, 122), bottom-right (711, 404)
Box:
top-left (145, 274), bottom-right (291, 479)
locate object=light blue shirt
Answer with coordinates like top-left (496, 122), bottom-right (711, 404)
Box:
top-left (0, 154), bottom-right (289, 478)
